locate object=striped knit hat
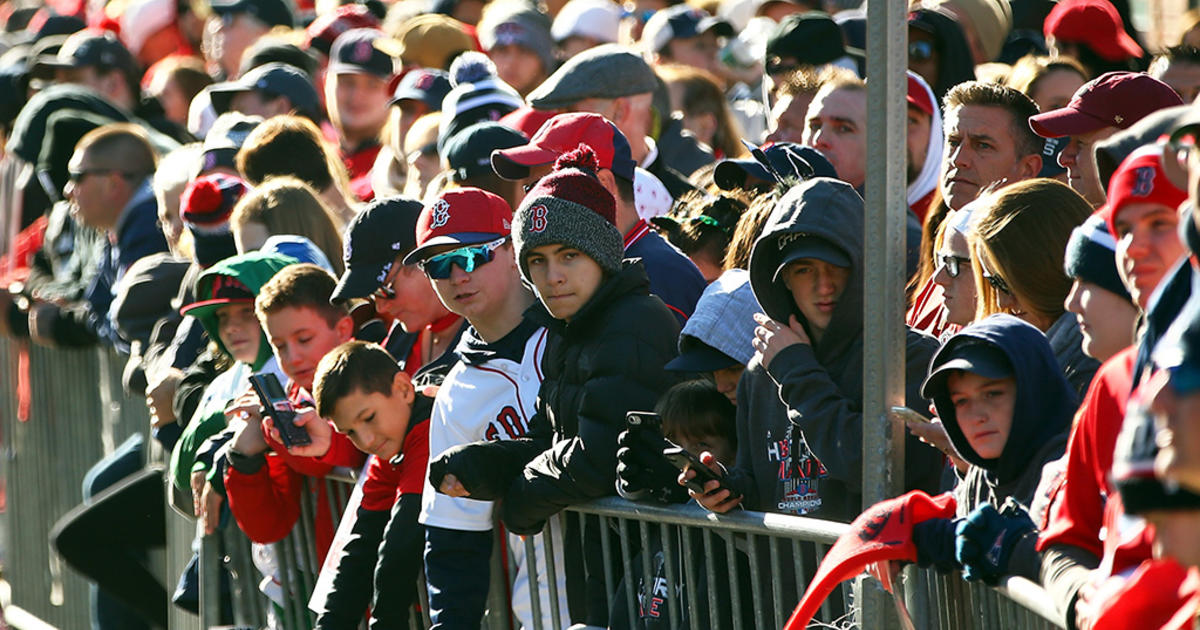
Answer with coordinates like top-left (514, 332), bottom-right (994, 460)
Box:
top-left (1063, 213), bottom-right (1132, 303)
top-left (513, 145), bottom-right (622, 281)
top-left (181, 173), bottom-right (247, 267)
top-left (438, 52), bottom-right (524, 153)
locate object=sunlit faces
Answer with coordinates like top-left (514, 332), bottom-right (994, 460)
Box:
top-left (1058, 127), bottom-right (1119, 206)
top-left (329, 372), bottom-right (416, 461)
top-left (373, 261), bottom-right (452, 332)
top-left (488, 43), bottom-right (546, 95)
top-left (423, 241), bottom-right (521, 323)
top-left (946, 371), bottom-right (1016, 460)
top-left (931, 230), bottom-right (977, 327)
top-left (1113, 202), bottom-right (1187, 310)
top-left (262, 306), bottom-right (354, 392)
top-left (327, 72), bottom-right (391, 142)
top-left (941, 104), bottom-right (1035, 211)
top-left (1063, 279), bottom-right (1137, 362)
top-left (524, 244), bottom-right (606, 322)
top-left (766, 92), bottom-right (811, 145)
top-left (778, 258), bottom-right (850, 343)
top-left (711, 364), bottom-right (744, 405)
top-left (907, 106), bottom-right (932, 184)
top-left (1148, 371), bottom-right (1200, 495)
top-left (802, 86), bottom-right (867, 189)
top-left (1028, 69), bottom-right (1085, 112)
top-left (1157, 60), bottom-right (1200, 104)
top-left (215, 303), bottom-right (262, 364)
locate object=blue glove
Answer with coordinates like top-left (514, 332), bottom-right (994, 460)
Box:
top-left (954, 500), bottom-right (1036, 584)
top-left (911, 517), bottom-right (962, 573)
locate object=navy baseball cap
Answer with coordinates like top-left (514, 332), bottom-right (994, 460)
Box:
top-left (390, 69), bottom-right (452, 110)
top-left (921, 338), bottom-right (1014, 400)
top-left (641, 5), bottom-right (733, 55)
top-left (445, 122), bottom-right (528, 183)
top-left (666, 336), bottom-right (739, 372)
top-left (209, 63), bottom-right (320, 120)
top-left (31, 31), bottom-right (137, 80)
top-left (773, 234), bottom-right (851, 281)
top-left (209, 0), bottom-right (294, 28)
top-left (332, 195), bottom-right (425, 302)
top-left (715, 142), bottom-right (836, 191)
top-left (329, 28), bottom-right (393, 79)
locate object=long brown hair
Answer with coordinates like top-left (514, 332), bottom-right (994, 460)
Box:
top-left (230, 176), bottom-right (346, 275)
top-left (969, 178), bottom-right (1091, 327)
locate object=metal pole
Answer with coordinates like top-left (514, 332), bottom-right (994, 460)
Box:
top-left (862, 0), bottom-right (908, 625)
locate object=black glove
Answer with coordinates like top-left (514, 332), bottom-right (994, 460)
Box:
top-left (615, 429), bottom-right (689, 504)
top-left (912, 517), bottom-right (962, 574)
top-left (955, 500), bottom-right (1036, 584)
top-left (428, 442), bottom-right (506, 501)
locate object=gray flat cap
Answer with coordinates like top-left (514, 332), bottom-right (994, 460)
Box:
top-left (527, 43), bottom-right (657, 109)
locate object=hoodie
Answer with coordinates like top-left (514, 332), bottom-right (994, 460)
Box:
top-left (745, 177), bottom-right (943, 521)
top-left (169, 251), bottom-right (297, 492)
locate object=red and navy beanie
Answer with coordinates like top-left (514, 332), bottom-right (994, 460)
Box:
top-left (513, 145), bottom-right (622, 280)
top-left (181, 173), bottom-right (247, 267)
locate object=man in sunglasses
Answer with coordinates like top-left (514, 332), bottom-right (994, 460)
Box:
top-left (401, 187), bottom-right (568, 629)
top-left (25, 123), bottom-right (169, 349)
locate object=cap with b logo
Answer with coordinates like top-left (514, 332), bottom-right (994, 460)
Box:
top-left (1100, 144), bottom-right (1187, 239)
top-left (329, 28), bottom-right (394, 79)
top-left (403, 188), bottom-right (514, 264)
top-left (492, 112), bottom-right (637, 181)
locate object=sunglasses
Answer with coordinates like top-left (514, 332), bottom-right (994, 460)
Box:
top-left (418, 238), bottom-right (506, 279)
top-left (67, 169), bottom-right (129, 184)
top-left (938, 254), bottom-right (971, 278)
top-left (908, 40), bottom-right (934, 61)
top-left (982, 271), bottom-right (1012, 295)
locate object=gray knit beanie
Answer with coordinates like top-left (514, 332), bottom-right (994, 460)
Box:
top-left (513, 145), bottom-right (623, 281)
top-left (478, 3), bottom-right (556, 76)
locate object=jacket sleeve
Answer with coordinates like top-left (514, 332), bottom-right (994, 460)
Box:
top-left (314, 506), bottom-right (389, 630)
top-left (766, 343), bottom-right (864, 488)
top-left (501, 330), bottom-right (676, 534)
top-left (722, 365), bottom-right (763, 509)
top-left (1037, 381), bottom-right (1111, 558)
top-left (224, 453), bottom-right (303, 543)
top-left (429, 409), bottom-right (552, 501)
top-left (1040, 543), bottom-right (1098, 629)
top-left (368, 494), bottom-right (424, 628)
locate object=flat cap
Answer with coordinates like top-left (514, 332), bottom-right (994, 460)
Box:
top-left (527, 43), bottom-right (657, 110)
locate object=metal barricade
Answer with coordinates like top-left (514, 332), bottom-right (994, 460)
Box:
top-left (0, 337), bottom-right (167, 629)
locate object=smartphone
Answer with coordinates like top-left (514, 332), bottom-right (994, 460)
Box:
top-left (626, 410), bottom-right (662, 432)
top-left (662, 446), bottom-right (741, 500)
top-left (249, 372), bottom-right (312, 448)
top-left (891, 406), bottom-right (932, 425)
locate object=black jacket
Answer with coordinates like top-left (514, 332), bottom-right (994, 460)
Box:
top-left (430, 261), bottom-right (680, 534)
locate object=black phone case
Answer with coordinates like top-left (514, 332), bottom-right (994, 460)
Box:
top-left (249, 373), bottom-right (312, 448)
top-left (662, 447), bottom-right (742, 499)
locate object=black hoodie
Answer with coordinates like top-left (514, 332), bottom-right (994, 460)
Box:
top-left (744, 177), bottom-right (943, 521)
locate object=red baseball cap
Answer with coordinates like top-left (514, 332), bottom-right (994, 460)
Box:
top-left (403, 188), bottom-right (513, 264)
top-left (1044, 0), bottom-right (1143, 62)
top-left (491, 112), bottom-right (637, 182)
top-left (1029, 72), bottom-right (1182, 138)
top-left (1100, 144), bottom-right (1187, 239)
top-left (499, 106), bottom-right (556, 140)
top-left (906, 72), bottom-right (934, 117)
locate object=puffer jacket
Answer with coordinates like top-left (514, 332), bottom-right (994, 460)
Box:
top-left (430, 260), bottom-right (680, 532)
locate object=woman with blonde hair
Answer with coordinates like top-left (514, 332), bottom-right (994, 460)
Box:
top-left (969, 178), bottom-right (1097, 394)
top-left (230, 176), bottom-right (346, 275)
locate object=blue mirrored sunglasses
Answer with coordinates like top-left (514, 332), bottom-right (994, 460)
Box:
top-left (418, 237), bottom-right (507, 279)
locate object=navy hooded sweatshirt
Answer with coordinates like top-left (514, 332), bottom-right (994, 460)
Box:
top-left (741, 177), bottom-right (944, 522)
top-left (925, 314), bottom-right (1078, 580)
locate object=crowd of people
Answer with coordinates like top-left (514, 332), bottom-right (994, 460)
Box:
top-left (0, 0), bottom-right (1199, 627)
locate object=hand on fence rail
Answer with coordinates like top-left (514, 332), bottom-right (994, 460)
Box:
top-left (191, 470), bottom-right (223, 534)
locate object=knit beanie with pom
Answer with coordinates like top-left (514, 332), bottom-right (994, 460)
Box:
top-left (181, 173), bottom-right (247, 267)
top-left (438, 51), bottom-right (525, 153)
top-left (513, 145), bottom-right (623, 280)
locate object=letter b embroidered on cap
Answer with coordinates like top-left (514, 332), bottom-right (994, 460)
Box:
top-left (529, 204), bottom-right (548, 233)
top-left (430, 199), bottom-right (451, 228)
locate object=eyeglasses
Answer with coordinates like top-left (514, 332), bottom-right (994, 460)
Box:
top-left (982, 271), bottom-right (1012, 295)
top-left (938, 254), bottom-right (971, 278)
top-left (908, 40), bottom-right (934, 61)
top-left (67, 169), bottom-right (129, 184)
top-left (418, 238), bottom-right (506, 280)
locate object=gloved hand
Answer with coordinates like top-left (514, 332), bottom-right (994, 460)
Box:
top-left (428, 442), bottom-right (507, 501)
top-left (615, 429), bottom-right (689, 504)
top-left (955, 500), bottom-right (1036, 584)
top-left (911, 517), bottom-right (962, 573)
